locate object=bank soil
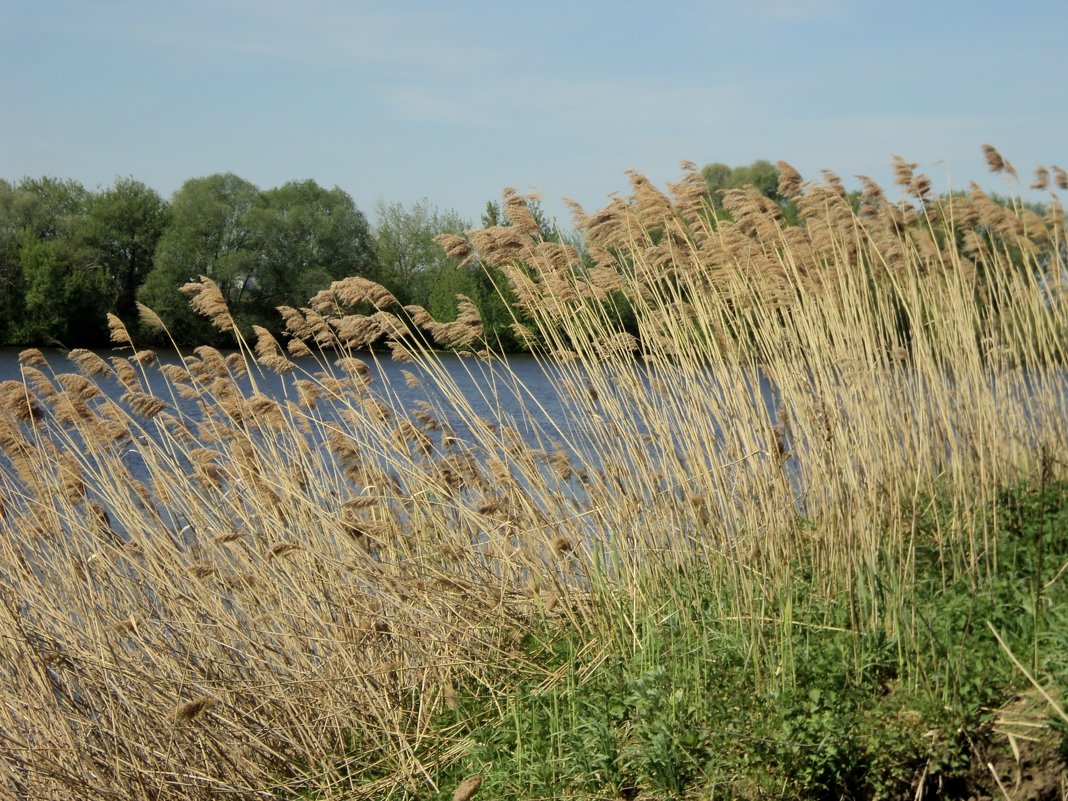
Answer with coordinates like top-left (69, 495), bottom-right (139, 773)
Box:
top-left (964, 692), bottom-right (1066, 801)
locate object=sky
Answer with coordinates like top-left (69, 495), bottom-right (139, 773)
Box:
top-left (2, 0), bottom-right (1065, 229)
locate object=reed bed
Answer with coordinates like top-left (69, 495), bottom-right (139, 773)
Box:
top-left (0, 147), bottom-right (1066, 799)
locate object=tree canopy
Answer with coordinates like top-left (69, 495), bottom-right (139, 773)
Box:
top-left (138, 175), bottom-right (377, 344)
top-left (701, 159), bottom-right (784, 207)
top-left (4, 158), bottom-right (997, 350)
top-left (373, 198), bottom-right (469, 309)
top-left (84, 178), bottom-right (170, 323)
top-left (0, 177), bottom-right (108, 345)
top-left (245, 180), bottom-right (378, 323)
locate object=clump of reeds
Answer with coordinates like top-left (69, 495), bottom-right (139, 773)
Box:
top-left (0, 146), bottom-right (1065, 800)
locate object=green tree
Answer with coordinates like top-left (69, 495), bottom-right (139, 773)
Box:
top-left (0, 180), bottom-right (22, 344)
top-left (243, 180), bottom-right (379, 326)
top-left (18, 233), bottom-right (107, 345)
top-left (9, 176), bottom-right (90, 239)
top-left (701, 159), bottom-right (784, 208)
top-left (84, 177), bottom-right (170, 324)
top-left (141, 174), bottom-right (378, 343)
top-left (426, 258), bottom-right (481, 323)
top-left (374, 198), bottom-right (469, 307)
top-left (730, 159), bottom-right (782, 202)
top-left (701, 162), bottom-right (733, 205)
top-left (2, 177), bottom-right (109, 345)
top-left (139, 173), bottom-right (260, 343)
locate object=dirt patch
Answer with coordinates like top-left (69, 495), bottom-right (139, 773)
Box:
top-left (966, 691), bottom-right (1067, 801)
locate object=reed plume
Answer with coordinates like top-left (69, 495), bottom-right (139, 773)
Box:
top-left (180, 276), bottom-right (234, 333)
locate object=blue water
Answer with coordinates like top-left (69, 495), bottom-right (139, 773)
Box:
top-left (0, 346), bottom-right (784, 520)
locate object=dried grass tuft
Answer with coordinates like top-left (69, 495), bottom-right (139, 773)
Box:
top-left (452, 774), bottom-right (483, 801)
top-left (175, 696), bottom-right (216, 723)
top-left (776, 160), bottom-right (804, 199)
top-left (122, 390), bottom-right (166, 418)
top-left (982, 144), bottom-right (1006, 173)
top-left (136, 301), bottom-right (167, 332)
top-left (18, 348), bottom-right (47, 366)
top-left (267, 541), bottom-right (301, 558)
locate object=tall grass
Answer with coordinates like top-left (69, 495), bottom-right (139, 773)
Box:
top-left (0, 147), bottom-right (1066, 799)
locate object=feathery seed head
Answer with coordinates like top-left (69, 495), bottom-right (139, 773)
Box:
top-left (981, 144), bottom-right (1017, 179)
top-left (278, 306), bottom-right (314, 339)
top-left (176, 696), bottom-right (215, 723)
top-left (332, 276), bottom-right (399, 309)
top-left (776, 161), bottom-right (804, 200)
top-left (106, 313), bottom-right (132, 346)
top-left (180, 276), bottom-right (234, 333)
top-left (1, 380), bottom-right (40, 422)
top-left (403, 305), bottom-right (434, 328)
top-left (253, 325), bottom-right (280, 358)
top-left (891, 154), bottom-right (917, 188)
top-left (503, 187), bottom-right (543, 238)
top-left (435, 233), bottom-right (474, 266)
top-left (18, 348), bottom-right (47, 367)
top-left (1052, 165), bottom-right (1068, 191)
top-left (122, 391), bottom-right (166, 419)
top-left (136, 301), bottom-right (166, 332)
top-left (286, 337), bottom-right (312, 358)
top-left (452, 775), bottom-right (483, 801)
top-left (68, 349), bottom-right (111, 378)
top-left (981, 144), bottom-right (1005, 173)
top-left (268, 541), bottom-right (301, 558)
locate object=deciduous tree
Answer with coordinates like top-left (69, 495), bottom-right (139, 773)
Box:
top-left (140, 174), bottom-right (378, 343)
top-left (244, 180), bottom-right (379, 326)
top-left (374, 198), bottom-right (469, 308)
top-left (84, 177), bottom-right (170, 324)
top-left (139, 172), bottom-right (260, 342)
top-left (0, 180), bottom-right (21, 344)
top-left (2, 178), bottom-right (107, 345)
top-left (701, 159), bottom-right (784, 208)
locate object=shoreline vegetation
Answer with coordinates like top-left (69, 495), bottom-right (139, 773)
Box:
top-left (0, 172), bottom-right (546, 352)
top-left (0, 147), bottom-right (1067, 799)
top-left (3, 156), bottom-right (1056, 355)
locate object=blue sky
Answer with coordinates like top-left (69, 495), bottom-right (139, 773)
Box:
top-left (2, 0), bottom-right (1065, 228)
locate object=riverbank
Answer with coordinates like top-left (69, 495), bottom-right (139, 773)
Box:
top-left (308, 478), bottom-right (1066, 801)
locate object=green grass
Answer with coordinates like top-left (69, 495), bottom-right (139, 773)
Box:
top-left (352, 478), bottom-right (1068, 801)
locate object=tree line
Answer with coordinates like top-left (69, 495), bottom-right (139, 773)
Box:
top-left (0, 171), bottom-right (578, 349)
top-left (14, 158), bottom-right (1013, 351)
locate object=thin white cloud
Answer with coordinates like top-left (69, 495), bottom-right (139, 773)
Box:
top-left (702, 0), bottom-right (852, 23)
top-left (380, 85), bottom-right (508, 129)
top-left (378, 72), bottom-right (747, 143)
top-left (55, 0), bottom-right (504, 74)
